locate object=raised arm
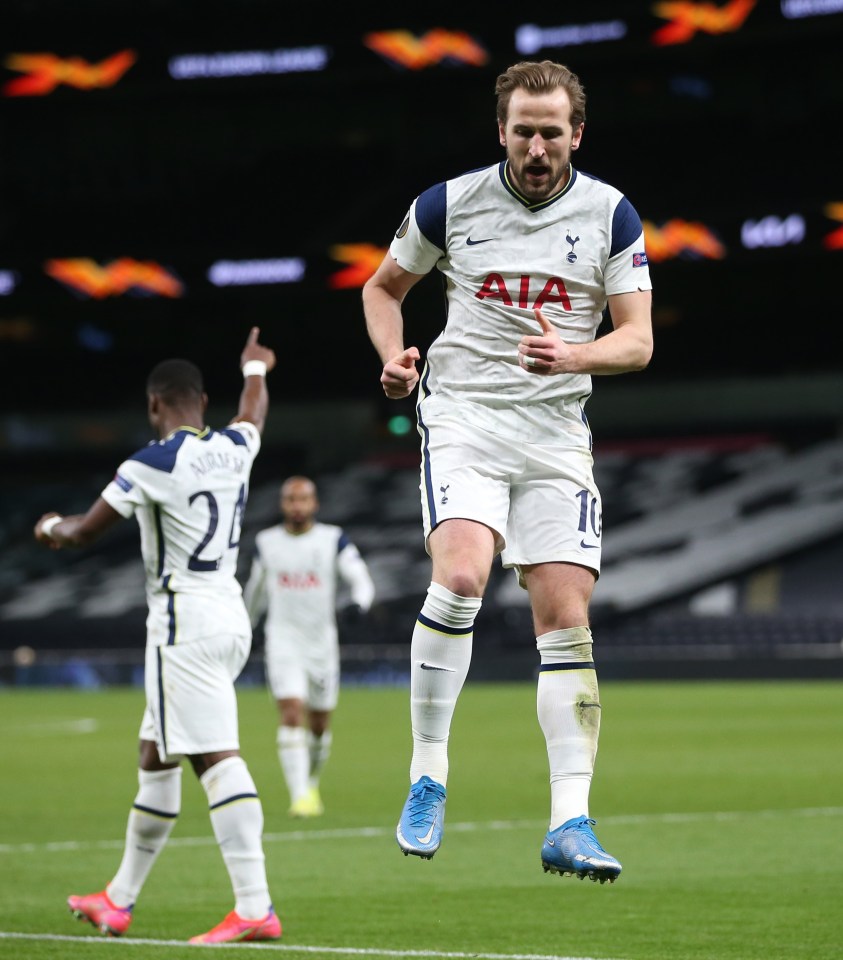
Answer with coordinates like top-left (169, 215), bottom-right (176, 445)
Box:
top-left (34, 497), bottom-right (123, 550)
top-left (362, 255), bottom-right (427, 399)
top-left (231, 326), bottom-right (277, 434)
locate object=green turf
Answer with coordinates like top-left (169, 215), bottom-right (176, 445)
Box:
top-left (1, 679), bottom-right (841, 960)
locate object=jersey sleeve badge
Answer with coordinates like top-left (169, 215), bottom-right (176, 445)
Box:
top-left (114, 472), bottom-right (134, 492)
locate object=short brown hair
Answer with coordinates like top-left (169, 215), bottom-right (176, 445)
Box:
top-left (495, 60), bottom-right (586, 130)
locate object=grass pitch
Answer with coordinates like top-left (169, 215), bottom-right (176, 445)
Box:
top-left (0, 678), bottom-right (841, 960)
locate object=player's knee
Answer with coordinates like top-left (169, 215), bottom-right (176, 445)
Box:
top-left (438, 570), bottom-right (486, 598)
top-left (279, 699), bottom-right (304, 727)
top-left (532, 595), bottom-right (591, 635)
top-left (310, 716), bottom-right (330, 737)
top-left (424, 581), bottom-right (484, 626)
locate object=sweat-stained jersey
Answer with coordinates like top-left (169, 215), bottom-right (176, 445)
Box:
top-left (243, 522), bottom-right (375, 662)
top-left (389, 160), bottom-right (653, 443)
top-left (100, 422), bottom-right (260, 646)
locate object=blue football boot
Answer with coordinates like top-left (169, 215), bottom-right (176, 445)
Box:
top-left (396, 775), bottom-right (447, 859)
top-left (541, 815), bottom-right (622, 883)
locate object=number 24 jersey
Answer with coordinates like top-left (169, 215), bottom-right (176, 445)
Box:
top-left (100, 422), bottom-right (260, 645)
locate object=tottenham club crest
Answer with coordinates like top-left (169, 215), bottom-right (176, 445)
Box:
top-left (565, 231), bottom-right (580, 264)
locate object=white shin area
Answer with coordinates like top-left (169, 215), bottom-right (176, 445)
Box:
top-left (536, 627), bottom-right (601, 829)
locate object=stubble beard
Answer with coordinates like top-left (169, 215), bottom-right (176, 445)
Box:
top-left (509, 147), bottom-right (572, 202)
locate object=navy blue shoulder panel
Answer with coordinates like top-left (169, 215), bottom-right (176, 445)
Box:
top-left (128, 432), bottom-right (190, 473)
top-left (415, 182), bottom-right (447, 252)
top-left (337, 531), bottom-right (350, 554)
top-left (576, 171), bottom-right (644, 258)
top-left (610, 196), bottom-right (643, 258)
top-left (218, 426), bottom-right (249, 447)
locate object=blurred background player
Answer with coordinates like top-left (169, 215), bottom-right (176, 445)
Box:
top-left (33, 328), bottom-right (282, 944)
top-left (243, 475), bottom-right (375, 818)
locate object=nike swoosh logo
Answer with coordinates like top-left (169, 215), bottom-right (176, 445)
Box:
top-left (420, 663), bottom-right (456, 672)
top-left (418, 819), bottom-right (437, 844)
top-left (466, 236), bottom-right (497, 246)
top-left (580, 540), bottom-right (599, 549)
top-left (546, 837), bottom-right (555, 847)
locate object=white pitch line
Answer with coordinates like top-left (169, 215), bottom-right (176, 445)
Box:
top-left (3, 717), bottom-right (99, 735)
top-left (0, 931), bottom-right (623, 960)
top-left (1, 806), bottom-right (841, 856)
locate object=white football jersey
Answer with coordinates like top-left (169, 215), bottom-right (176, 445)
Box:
top-left (390, 161), bottom-right (653, 442)
top-left (243, 522), bottom-right (375, 659)
top-left (101, 422), bottom-right (260, 645)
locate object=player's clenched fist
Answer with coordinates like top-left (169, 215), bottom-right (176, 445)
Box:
top-left (380, 347), bottom-right (420, 399)
top-left (34, 512), bottom-right (63, 548)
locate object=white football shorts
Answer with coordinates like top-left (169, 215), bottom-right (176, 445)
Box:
top-left (140, 631), bottom-right (251, 763)
top-left (264, 646), bottom-right (340, 711)
top-left (417, 407), bottom-right (603, 580)
top-left (145, 589), bottom-right (251, 649)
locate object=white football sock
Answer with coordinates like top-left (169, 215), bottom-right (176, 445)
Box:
top-left (536, 627), bottom-right (601, 829)
top-left (200, 756), bottom-right (271, 921)
top-left (307, 730), bottom-right (331, 789)
top-left (107, 766), bottom-right (182, 907)
top-left (277, 725), bottom-right (309, 804)
top-left (409, 581), bottom-right (480, 786)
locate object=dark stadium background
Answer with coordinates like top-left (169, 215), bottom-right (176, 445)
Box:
top-left (3, 2), bottom-right (842, 409)
top-left (2, 1), bottom-right (843, 679)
